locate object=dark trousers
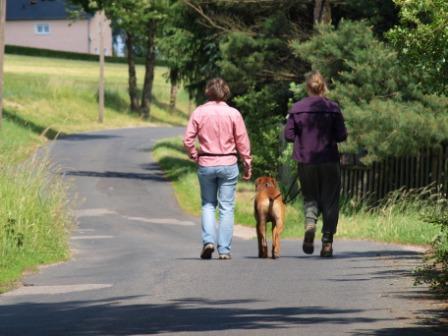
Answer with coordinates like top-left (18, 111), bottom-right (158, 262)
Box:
top-left (297, 162), bottom-right (341, 235)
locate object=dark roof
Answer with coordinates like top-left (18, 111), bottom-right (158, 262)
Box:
top-left (6, 0), bottom-right (87, 21)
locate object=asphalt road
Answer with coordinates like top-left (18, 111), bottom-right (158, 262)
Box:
top-left (0, 127), bottom-right (445, 336)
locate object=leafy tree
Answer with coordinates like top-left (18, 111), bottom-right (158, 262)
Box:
top-left (157, 1), bottom-right (194, 110)
top-left (102, 0), bottom-right (149, 112)
top-left (388, 0), bottom-right (448, 95)
top-left (161, 1), bottom-right (227, 103)
top-left (70, 0), bottom-right (165, 118)
top-left (291, 20), bottom-right (448, 162)
top-left (166, 1), bottom-right (447, 173)
top-left (168, 0), bottom-right (314, 175)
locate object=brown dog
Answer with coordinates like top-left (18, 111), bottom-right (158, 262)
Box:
top-left (254, 176), bottom-right (286, 259)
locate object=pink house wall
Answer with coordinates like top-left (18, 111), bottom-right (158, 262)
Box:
top-left (5, 13), bottom-right (113, 56)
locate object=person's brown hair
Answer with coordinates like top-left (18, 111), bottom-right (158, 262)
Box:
top-left (205, 78), bottom-right (231, 102)
top-left (306, 71), bottom-right (328, 96)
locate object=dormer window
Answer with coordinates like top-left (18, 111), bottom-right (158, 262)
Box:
top-left (35, 23), bottom-right (50, 35)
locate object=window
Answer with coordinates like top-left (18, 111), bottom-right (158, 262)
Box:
top-left (35, 23), bottom-right (50, 35)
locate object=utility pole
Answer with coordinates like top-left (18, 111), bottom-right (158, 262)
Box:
top-left (0, 0), bottom-right (6, 130)
top-left (98, 10), bottom-right (105, 123)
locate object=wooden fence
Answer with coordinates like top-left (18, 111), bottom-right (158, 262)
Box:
top-left (340, 144), bottom-right (448, 202)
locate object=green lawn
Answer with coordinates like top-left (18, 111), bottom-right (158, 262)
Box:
top-left (153, 137), bottom-right (441, 246)
top-left (0, 54), bottom-right (190, 292)
top-left (1, 53), bottom-right (192, 160)
top-left (1, 54), bottom-right (190, 158)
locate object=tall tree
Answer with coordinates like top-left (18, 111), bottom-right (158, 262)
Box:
top-left (168, 67), bottom-right (179, 110)
top-left (71, 0), bottom-right (165, 118)
top-left (157, 1), bottom-right (196, 111)
top-left (332, 0), bottom-right (398, 37)
top-left (140, 18), bottom-right (157, 118)
top-left (125, 32), bottom-right (139, 111)
top-left (314, 0), bottom-right (331, 24)
top-left (101, 0), bottom-right (158, 117)
top-left (167, 0), bottom-right (314, 175)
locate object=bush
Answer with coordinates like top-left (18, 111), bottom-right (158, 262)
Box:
top-left (416, 204), bottom-right (448, 295)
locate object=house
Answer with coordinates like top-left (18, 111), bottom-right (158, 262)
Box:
top-left (5, 0), bottom-right (113, 56)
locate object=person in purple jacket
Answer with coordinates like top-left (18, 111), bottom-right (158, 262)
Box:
top-left (284, 71), bottom-right (347, 257)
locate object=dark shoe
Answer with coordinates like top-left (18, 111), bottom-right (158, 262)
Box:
top-left (218, 254), bottom-right (231, 260)
top-left (302, 223), bottom-right (316, 255)
top-left (320, 232), bottom-right (334, 257)
top-left (200, 243), bottom-right (215, 259)
top-left (320, 242), bottom-right (333, 257)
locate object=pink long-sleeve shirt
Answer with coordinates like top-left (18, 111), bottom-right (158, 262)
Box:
top-left (183, 101), bottom-right (252, 170)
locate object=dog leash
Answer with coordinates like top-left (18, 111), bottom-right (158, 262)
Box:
top-left (282, 170), bottom-right (301, 205)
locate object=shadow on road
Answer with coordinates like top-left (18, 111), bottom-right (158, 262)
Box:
top-left (0, 296), bottom-right (397, 336)
top-left (356, 327), bottom-right (445, 336)
top-left (63, 170), bottom-right (167, 182)
top-left (355, 303), bottom-right (447, 336)
top-left (62, 160), bottom-right (171, 182)
top-left (334, 249), bottom-right (421, 259)
top-left (59, 134), bottom-right (122, 141)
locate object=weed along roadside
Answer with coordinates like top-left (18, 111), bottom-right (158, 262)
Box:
top-left (0, 54), bottom-right (191, 292)
top-left (0, 157), bottom-right (71, 293)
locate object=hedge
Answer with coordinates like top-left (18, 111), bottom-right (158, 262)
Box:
top-left (5, 44), bottom-right (167, 66)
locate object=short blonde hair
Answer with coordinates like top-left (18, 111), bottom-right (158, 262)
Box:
top-left (205, 77), bottom-right (231, 102)
top-left (306, 71), bottom-right (328, 96)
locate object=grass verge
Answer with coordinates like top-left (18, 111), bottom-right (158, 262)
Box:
top-left (153, 137), bottom-right (441, 246)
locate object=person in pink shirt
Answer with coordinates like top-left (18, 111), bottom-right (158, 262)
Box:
top-left (183, 78), bottom-right (252, 260)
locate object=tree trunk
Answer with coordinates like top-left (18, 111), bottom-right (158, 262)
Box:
top-left (125, 32), bottom-right (139, 112)
top-left (188, 94), bottom-right (193, 114)
top-left (140, 19), bottom-right (157, 119)
top-left (314, 0), bottom-right (331, 25)
top-left (169, 68), bottom-right (179, 111)
top-left (98, 10), bottom-right (105, 123)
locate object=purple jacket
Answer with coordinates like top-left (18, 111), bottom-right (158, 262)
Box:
top-left (284, 96), bottom-right (347, 164)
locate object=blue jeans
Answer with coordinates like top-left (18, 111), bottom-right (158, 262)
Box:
top-left (197, 164), bottom-right (239, 255)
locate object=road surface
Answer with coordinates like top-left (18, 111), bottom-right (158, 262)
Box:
top-left (0, 127), bottom-right (445, 336)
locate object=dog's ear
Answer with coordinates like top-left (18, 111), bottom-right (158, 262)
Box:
top-left (255, 177), bottom-right (263, 186)
top-left (270, 177), bottom-right (278, 189)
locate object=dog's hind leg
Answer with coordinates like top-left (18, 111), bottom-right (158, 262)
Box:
top-left (272, 221), bottom-right (281, 259)
top-left (256, 216), bottom-right (268, 258)
top-left (272, 210), bottom-right (285, 259)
